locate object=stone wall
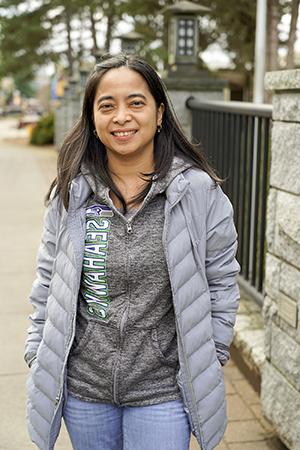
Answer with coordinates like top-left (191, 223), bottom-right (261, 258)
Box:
top-left (261, 69), bottom-right (300, 450)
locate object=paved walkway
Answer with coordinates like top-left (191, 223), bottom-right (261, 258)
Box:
top-left (0, 118), bottom-right (286, 449)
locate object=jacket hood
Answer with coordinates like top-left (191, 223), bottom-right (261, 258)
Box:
top-left (152, 155), bottom-right (192, 196)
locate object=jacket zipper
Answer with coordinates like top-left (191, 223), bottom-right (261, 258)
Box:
top-left (49, 289), bottom-right (80, 447)
top-left (162, 199), bottom-right (204, 450)
top-left (49, 190), bottom-right (86, 446)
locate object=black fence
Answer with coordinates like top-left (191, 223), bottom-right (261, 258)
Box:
top-left (186, 98), bottom-right (273, 304)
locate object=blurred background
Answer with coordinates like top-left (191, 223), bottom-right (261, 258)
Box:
top-left (0, 0), bottom-right (299, 138)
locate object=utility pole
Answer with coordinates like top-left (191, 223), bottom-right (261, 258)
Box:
top-left (254, 0), bottom-right (267, 103)
top-left (250, 0), bottom-right (267, 281)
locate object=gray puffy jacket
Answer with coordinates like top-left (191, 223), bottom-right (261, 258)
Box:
top-left (25, 166), bottom-right (240, 450)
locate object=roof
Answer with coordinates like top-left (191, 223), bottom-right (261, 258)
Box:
top-left (162, 1), bottom-right (211, 14)
top-left (117, 31), bottom-right (144, 40)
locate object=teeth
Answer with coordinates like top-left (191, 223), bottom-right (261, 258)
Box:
top-left (113, 131), bottom-right (136, 137)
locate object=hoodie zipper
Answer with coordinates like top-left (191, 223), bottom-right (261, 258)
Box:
top-left (126, 220), bottom-right (133, 234)
top-left (111, 186), bottom-right (156, 403)
top-left (112, 225), bottom-right (131, 404)
top-left (105, 183), bottom-right (156, 237)
top-left (113, 306), bottom-right (129, 403)
top-left (110, 179), bottom-right (186, 403)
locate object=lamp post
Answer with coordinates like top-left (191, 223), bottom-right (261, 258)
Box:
top-left (162, 0), bottom-right (210, 70)
top-left (161, 0), bottom-right (227, 138)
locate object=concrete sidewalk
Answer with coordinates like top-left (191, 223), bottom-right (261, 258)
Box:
top-left (0, 117), bottom-right (286, 449)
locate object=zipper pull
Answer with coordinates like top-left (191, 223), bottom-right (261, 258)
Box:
top-left (55, 389), bottom-right (62, 406)
top-left (126, 220), bottom-right (133, 234)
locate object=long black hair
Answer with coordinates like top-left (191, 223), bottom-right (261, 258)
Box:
top-left (46, 53), bottom-right (221, 211)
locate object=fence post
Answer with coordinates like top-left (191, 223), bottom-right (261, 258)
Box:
top-left (261, 69), bottom-right (300, 450)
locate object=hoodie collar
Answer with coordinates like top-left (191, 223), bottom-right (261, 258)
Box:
top-left (74, 155), bottom-right (193, 209)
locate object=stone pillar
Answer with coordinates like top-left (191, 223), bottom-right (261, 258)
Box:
top-left (162, 0), bottom-right (227, 138)
top-left (163, 66), bottom-right (227, 138)
top-left (261, 70), bottom-right (300, 450)
top-left (54, 79), bottom-right (81, 148)
top-left (166, 83), bottom-right (225, 139)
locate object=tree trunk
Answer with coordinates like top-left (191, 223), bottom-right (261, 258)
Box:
top-left (286, 0), bottom-right (300, 68)
top-left (89, 6), bottom-right (99, 53)
top-left (105, 12), bottom-right (114, 53)
top-left (64, 7), bottom-right (74, 76)
top-left (266, 0), bottom-right (280, 71)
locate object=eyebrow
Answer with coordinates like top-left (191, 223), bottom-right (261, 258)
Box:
top-left (97, 93), bottom-right (147, 104)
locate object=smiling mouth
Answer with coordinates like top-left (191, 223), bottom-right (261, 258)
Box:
top-left (111, 130), bottom-right (137, 137)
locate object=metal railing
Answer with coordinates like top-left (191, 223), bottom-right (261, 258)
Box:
top-left (186, 98), bottom-right (273, 304)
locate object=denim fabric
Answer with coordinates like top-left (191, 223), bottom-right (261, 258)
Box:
top-left (63, 394), bottom-right (191, 450)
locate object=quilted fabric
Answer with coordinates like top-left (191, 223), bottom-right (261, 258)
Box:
top-left (25, 168), bottom-right (240, 450)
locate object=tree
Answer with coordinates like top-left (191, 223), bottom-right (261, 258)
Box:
top-left (269, 0), bottom-right (300, 69)
top-left (286, 0), bottom-right (300, 67)
top-left (122, 0), bottom-right (256, 72)
top-left (0, 0), bottom-right (125, 83)
top-left (199, 0), bottom-right (256, 71)
top-left (1, 0), bottom-right (299, 91)
top-left (119, 0), bottom-right (172, 69)
top-left (0, 3), bottom-right (54, 82)
top-left (266, 0), bottom-right (280, 71)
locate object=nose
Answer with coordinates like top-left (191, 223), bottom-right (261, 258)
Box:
top-left (113, 106), bottom-right (132, 125)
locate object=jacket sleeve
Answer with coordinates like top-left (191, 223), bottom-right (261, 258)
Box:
top-left (205, 183), bottom-right (240, 365)
top-left (24, 196), bottom-right (60, 366)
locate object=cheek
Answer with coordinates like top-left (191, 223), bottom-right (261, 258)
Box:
top-left (144, 121), bottom-right (157, 138)
top-left (143, 114), bottom-right (158, 132)
top-left (94, 116), bottom-right (106, 134)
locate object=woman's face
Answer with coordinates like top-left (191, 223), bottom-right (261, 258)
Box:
top-left (93, 67), bottom-right (164, 160)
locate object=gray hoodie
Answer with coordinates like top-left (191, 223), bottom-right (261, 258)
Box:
top-left (67, 157), bottom-right (192, 406)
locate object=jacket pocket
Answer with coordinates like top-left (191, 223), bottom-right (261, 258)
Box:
top-left (70, 321), bottom-right (94, 355)
top-left (150, 322), bottom-right (179, 368)
top-left (211, 338), bottom-right (224, 382)
top-left (29, 357), bottom-right (38, 370)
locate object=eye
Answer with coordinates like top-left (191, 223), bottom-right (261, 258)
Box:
top-left (99, 103), bottom-right (113, 111)
top-left (131, 100), bottom-right (145, 107)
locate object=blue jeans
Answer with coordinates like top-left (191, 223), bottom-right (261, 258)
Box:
top-left (63, 394), bottom-right (191, 450)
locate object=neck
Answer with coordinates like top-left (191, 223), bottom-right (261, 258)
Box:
top-left (107, 150), bottom-right (154, 181)
top-left (106, 149), bottom-right (154, 208)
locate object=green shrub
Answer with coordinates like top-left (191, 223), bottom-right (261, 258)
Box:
top-left (30, 113), bottom-right (54, 145)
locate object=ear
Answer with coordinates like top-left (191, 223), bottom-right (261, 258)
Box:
top-left (157, 103), bottom-right (165, 126)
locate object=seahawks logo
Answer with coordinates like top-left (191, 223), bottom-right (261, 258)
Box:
top-left (86, 204), bottom-right (114, 218)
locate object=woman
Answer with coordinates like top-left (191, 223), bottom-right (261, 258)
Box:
top-left (25, 54), bottom-right (240, 450)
